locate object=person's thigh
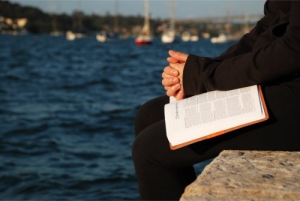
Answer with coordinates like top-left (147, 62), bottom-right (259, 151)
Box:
top-left (189, 79), bottom-right (300, 158)
top-left (134, 96), bottom-right (169, 136)
top-left (134, 78), bottom-right (300, 167)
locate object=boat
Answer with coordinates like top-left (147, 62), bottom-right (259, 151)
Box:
top-left (190, 29), bottom-right (199, 42)
top-left (96, 31), bottom-right (119, 42)
top-left (190, 34), bottom-right (199, 42)
top-left (181, 28), bottom-right (199, 42)
top-left (181, 31), bottom-right (191, 42)
top-left (210, 33), bottom-right (229, 43)
top-left (161, 28), bottom-right (176, 44)
top-left (66, 2), bottom-right (86, 41)
top-left (66, 30), bottom-right (85, 41)
top-left (161, 0), bottom-right (176, 44)
top-left (135, 0), bottom-right (152, 45)
top-left (96, 0), bottom-right (120, 43)
top-left (135, 34), bottom-right (152, 45)
top-left (210, 5), bottom-right (231, 44)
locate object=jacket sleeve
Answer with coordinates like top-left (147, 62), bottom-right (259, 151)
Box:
top-left (183, 0), bottom-right (300, 96)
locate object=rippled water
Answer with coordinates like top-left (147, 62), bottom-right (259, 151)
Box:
top-left (0, 34), bottom-right (234, 200)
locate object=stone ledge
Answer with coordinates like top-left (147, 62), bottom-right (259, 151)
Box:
top-left (181, 150), bottom-right (300, 201)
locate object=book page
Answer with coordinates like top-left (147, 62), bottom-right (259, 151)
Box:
top-left (169, 96), bottom-right (177, 103)
top-left (164, 85), bottom-right (266, 147)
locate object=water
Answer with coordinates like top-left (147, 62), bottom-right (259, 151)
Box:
top-left (0, 34), bottom-right (234, 200)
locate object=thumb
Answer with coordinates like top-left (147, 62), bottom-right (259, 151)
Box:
top-left (175, 90), bottom-right (185, 101)
top-left (169, 50), bottom-right (188, 62)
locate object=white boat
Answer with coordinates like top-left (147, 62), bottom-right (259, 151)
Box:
top-left (96, 31), bottom-right (119, 42)
top-left (135, 0), bottom-right (152, 45)
top-left (181, 31), bottom-right (191, 42)
top-left (210, 33), bottom-right (228, 43)
top-left (66, 31), bottom-right (85, 41)
top-left (66, 2), bottom-right (86, 41)
top-left (190, 35), bottom-right (199, 42)
top-left (181, 29), bottom-right (199, 42)
top-left (210, 6), bottom-right (232, 44)
top-left (96, 0), bottom-right (120, 43)
top-left (162, 28), bottom-right (176, 44)
top-left (161, 0), bottom-right (176, 44)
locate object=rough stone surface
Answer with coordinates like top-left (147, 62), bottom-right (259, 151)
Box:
top-left (180, 150), bottom-right (300, 201)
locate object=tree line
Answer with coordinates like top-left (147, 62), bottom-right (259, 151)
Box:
top-left (0, 0), bottom-right (169, 35)
top-left (0, 0), bottom-right (255, 37)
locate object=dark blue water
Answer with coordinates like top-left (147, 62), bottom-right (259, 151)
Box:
top-left (0, 34), bottom-right (234, 200)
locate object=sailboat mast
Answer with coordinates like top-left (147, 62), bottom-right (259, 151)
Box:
top-left (135, 0), bottom-right (152, 45)
top-left (141, 0), bottom-right (150, 34)
top-left (144, 0), bottom-right (149, 28)
top-left (170, 0), bottom-right (175, 29)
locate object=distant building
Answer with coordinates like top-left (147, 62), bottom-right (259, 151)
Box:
top-left (16, 18), bottom-right (28, 28)
top-left (0, 16), bottom-right (28, 35)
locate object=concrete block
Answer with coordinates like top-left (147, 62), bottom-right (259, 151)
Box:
top-left (181, 150), bottom-right (300, 201)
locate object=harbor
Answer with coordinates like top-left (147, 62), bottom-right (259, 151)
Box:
top-left (0, 0), bottom-right (262, 44)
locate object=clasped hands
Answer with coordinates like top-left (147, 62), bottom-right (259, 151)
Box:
top-left (162, 50), bottom-right (189, 100)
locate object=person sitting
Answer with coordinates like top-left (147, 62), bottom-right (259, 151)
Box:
top-left (132, 0), bottom-right (300, 200)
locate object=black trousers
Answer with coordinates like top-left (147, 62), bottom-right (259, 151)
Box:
top-left (132, 77), bottom-right (300, 200)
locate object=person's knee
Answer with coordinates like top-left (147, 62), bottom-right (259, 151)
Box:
top-left (134, 96), bottom-right (166, 136)
top-left (132, 131), bottom-right (158, 166)
top-left (132, 127), bottom-right (173, 169)
top-left (132, 135), bottom-right (146, 165)
top-left (134, 100), bottom-right (153, 135)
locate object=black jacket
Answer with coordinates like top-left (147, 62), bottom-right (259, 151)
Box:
top-left (183, 0), bottom-right (300, 95)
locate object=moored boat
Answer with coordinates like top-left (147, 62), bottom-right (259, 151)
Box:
top-left (135, 0), bottom-right (152, 45)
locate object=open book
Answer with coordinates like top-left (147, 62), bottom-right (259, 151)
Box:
top-left (164, 85), bottom-right (269, 150)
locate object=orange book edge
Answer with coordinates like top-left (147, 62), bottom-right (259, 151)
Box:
top-left (169, 85), bottom-right (269, 150)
